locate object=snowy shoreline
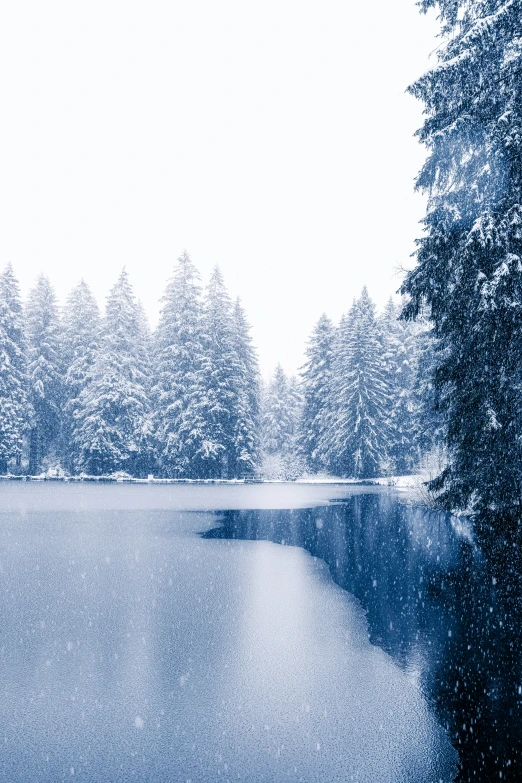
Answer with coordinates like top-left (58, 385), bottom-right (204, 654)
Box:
top-left (0, 473), bottom-right (419, 486)
top-left (0, 475), bottom-right (373, 485)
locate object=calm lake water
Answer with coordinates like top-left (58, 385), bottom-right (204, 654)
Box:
top-left (0, 483), bottom-right (520, 782)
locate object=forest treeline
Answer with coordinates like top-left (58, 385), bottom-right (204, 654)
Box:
top-left (262, 289), bottom-right (440, 479)
top-left (0, 255), bottom-right (439, 479)
top-left (0, 254), bottom-right (260, 478)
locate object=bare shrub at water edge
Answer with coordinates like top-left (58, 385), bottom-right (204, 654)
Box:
top-left (411, 447), bottom-right (448, 509)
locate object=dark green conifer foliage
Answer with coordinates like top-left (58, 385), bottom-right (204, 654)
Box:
top-left (153, 251), bottom-right (204, 477)
top-left (262, 365), bottom-right (298, 455)
top-left (380, 299), bottom-right (419, 474)
top-left (229, 298), bottom-right (261, 476)
top-left (73, 269), bottom-right (151, 475)
top-left (26, 275), bottom-right (63, 474)
top-left (299, 314), bottom-right (335, 472)
top-left (62, 280), bottom-right (100, 472)
top-left (322, 288), bottom-right (391, 478)
top-left (191, 267), bottom-right (239, 478)
top-left (0, 264), bottom-right (28, 473)
top-left (401, 0), bottom-right (522, 538)
top-left (411, 325), bottom-right (445, 456)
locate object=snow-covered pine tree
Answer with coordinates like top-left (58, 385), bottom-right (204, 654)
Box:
top-left (189, 267), bottom-right (239, 478)
top-left (0, 264), bottom-right (29, 473)
top-left (261, 366), bottom-right (304, 479)
top-left (284, 375), bottom-right (305, 478)
top-left (26, 274), bottom-right (63, 474)
top-left (262, 365), bottom-right (296, 455)
top-left (322, 288), bottom-right (391, 478)
top-left (134, 300), bottom-right (155, 476)
top-left (401, 0), bottom-right (522, 539)
top-left (229, 298), bottom-right (261, 477)
top-left (299, 314), bottom-right (335, 472)
top-left (73, 269), bottom-right (151, 475)
top-left (316, 311), bottom-right (346, 474)
top-left (153, 251), bottom-right (204, 477)
top-left (379, 299), bottom-right (419, 475)
top-left (61, 280), bottom-right (100, 472)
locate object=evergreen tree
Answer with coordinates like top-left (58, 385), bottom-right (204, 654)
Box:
top-left (262, 365), bottom-right (296, 455)
top-left (284, 375), bottom-right (305, 478)
top-left (0, 264), bottom-right (28, 473)
top-left (62, 280), bottom-right (100, 472)
top-left (229, 298), bottom-right (261, 476)
top-left (322, 288), bottom-right (390, 478)
top-left (299, 314), bottom-right (335, 472)
top-left (401, 0), bottom-right (522, 539)
top-left (261, 365), bottom-right (303, 479)
top-left (134, 300), bottom-right (155, 476)
top-left (73, 269), bottom-right (151, 475)
top-left (190, 267), bottom-right (239, 478)
top-left (153, 251), bottom-right (204, 477)
top-left (26, 275), bottom-right (63, 474)
top-left (287, 376), bottom-right (304, 444)
top-left (379, 299), bottom-right (419, 474)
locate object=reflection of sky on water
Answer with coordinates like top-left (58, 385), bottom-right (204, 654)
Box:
top-left (227, 540), bottom-right (454, 782)
top-left (0, 485), bottom-right (460, 782)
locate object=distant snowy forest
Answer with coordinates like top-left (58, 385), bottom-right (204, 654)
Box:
top-left (0, 254), bottom-right (439, 480)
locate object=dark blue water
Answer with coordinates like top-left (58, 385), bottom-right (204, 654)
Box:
top-left (205, 495), bottom-right (522, 782)
top-left (0, 483), bottom-right (519, 781)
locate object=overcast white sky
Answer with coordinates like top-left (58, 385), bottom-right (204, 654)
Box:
top-left (0, 1), bottom-right (438, 377)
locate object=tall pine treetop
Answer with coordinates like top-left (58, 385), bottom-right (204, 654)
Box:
top-left (404, 0), bottom-right (522, 323)
top-left (106, 269), bottom-right (145, 355)
top-left (299, 313), bottom-right (335, 472)
top-left (26, 274), bottom-right (63, 405)
top-left (0, 264), bottom-right (28, 471)
top-left (190, 265), bottom-right (239, 476)
top-left (263, 365), bottom-right (294, 455)
top-left (153, 251), bottom-right (205, 476)
top-left (62, 280), bottom-right (100, 390)
top-left (26, 274), bottom-right (63, 472)
top-left (0, 264), bottom-right (24, 344)
top-left (230, 297), bottom-right (261, 474)
top-left (155, 250), bottom-right (202, 367)
top-left (72, 269), bottom-right (151, 475)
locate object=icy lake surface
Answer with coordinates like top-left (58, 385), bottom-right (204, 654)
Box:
top-left (0, 483), bottom-right (518, 782)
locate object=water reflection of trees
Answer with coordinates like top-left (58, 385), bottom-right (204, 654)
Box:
top-left (204, 495), bottom-right (522, 781)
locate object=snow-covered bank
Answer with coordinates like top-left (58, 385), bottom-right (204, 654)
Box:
top-left (0, 472), bottom-right (420, 486)
top-left (296, 474), bottom-right (420, 487)
top-left (0, 474), bottom-right (249, 484)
